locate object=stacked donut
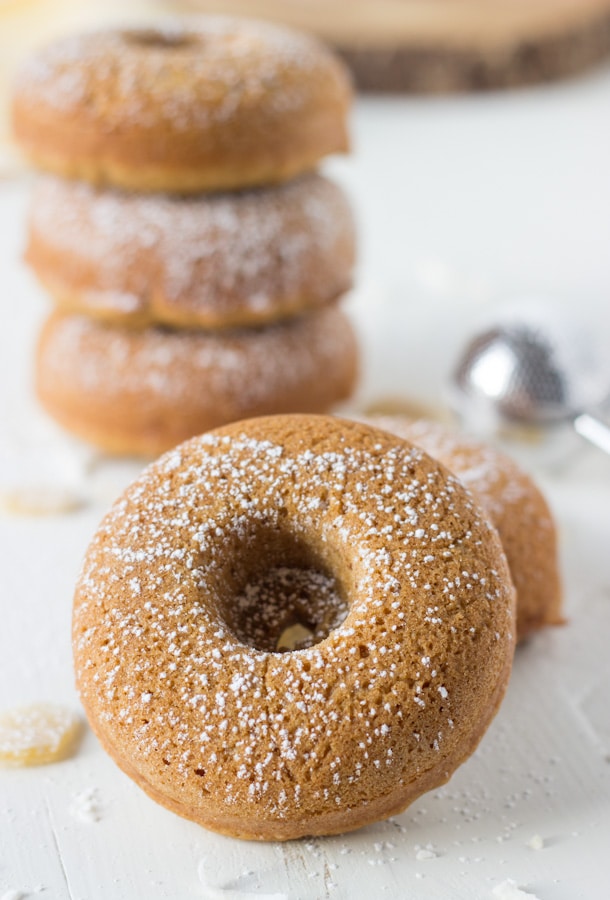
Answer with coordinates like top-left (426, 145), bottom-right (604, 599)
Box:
top-left (12, 19), bottom-right (357, 456)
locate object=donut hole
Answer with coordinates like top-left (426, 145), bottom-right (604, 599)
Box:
top-left (218, 529), bottom-right (350, 653)
top-left (123, 29), bottom-right (196, 51)
top-left (236, 566), bottom-right (345, 653)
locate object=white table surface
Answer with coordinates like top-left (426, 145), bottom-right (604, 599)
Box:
top-left (2, 66), bottom-right (610, 900)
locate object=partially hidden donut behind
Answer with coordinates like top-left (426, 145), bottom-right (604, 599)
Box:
top-left (26, 174), bottom-right (356, 330)
top-left (364, 415), bottom-right (563, 641)
top-left (12, 19), bottom-right (352, 193)
top-left (36, 308), bottom-right (358, 457)
top-left (73, 415), bottom-right (516, 840)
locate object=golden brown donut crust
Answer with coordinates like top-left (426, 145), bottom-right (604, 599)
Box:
top-left (26, 174), bottom-right (356, 330)
top-left (73, 415), bottom-right (515, 840)
top-left (365, 416), bottom-right (563, 641)
top-left (12, 20), bottom-right (351, 193)
top-left (36, 308), bottom-right (359, 457)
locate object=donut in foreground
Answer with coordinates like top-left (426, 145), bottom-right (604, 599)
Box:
top-left (73, 415), bottom-right (516, 840)
top-left (12, 19), bottom-right (351, 193)
top-left (364, 416), bottom-right (563, 641)
top-left (36, 308), bottom-right (358, 457)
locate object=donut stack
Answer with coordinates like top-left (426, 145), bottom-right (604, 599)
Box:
top-left (11, 19), bottom-right (358, 456)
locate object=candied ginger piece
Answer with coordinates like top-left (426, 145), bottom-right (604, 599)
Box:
top-left (276, 622), bottom-right (315, 652)
top-left (0, 485), bottom-right (85, 517)
top-left (0, 703), bottom-right (82, 766)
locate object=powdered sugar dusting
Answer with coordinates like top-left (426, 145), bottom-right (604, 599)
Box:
top-left (39, 305), bottom-right (357, 417)
top-left (73, 418), bottom-right (514, 832)
top-left (15, 19), bottom-right (347, 130)
top-left (364, 415), bottom-right (560, 640)
top-left (29, 174), bottom-right (355, 327)
top-left (491, 879), bottom-right (541, 899)
top-left (366, 416), bottom-right (533, 515)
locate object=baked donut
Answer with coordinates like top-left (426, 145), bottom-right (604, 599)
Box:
top-left (26, 173), bottom-right (356, 330)
top-left (36, 308), bottom-right (358, 457)
top-left (11, 19), bottom-right (351, 193)
top-left (365, 416), bottom-right (562, 641)
top-left (73, 415), bottom-right (516, 840)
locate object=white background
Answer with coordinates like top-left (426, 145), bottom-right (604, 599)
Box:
top-left (1, 62), bottom-right (610, 899)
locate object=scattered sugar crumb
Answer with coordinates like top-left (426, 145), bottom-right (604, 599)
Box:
top-left (527, 834), bottom-right (544, 851)
top-left (69, 787), bottom-right (102, 823)
top-left (416, 848), bottom-right (437, 861)
top-left (197, 859), bottom-right (287, 899)
top-left (492, 879), bottom-right (541, 899)
top-left (0, 891), bottom-right (43, 900)
top-left (0, 704), bottom-right (81, 767)
top-left (201, 888), bottom-right (288, 899)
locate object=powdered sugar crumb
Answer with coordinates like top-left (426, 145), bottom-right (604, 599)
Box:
top-left (527, 834), bottom-right (544, 850)
top-left (492, 880), bottom-right (541, 899)
top-left (69, 787), bottom-right (102, 823)
top-left (0, 889), bottom-right (45, 899)
top-left (197, 857), bottom-right (288, 899)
